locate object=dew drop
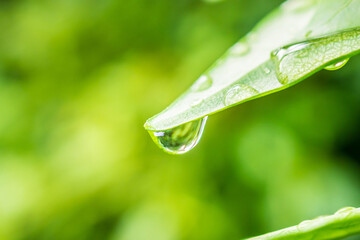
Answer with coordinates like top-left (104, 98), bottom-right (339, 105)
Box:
top-left (230, 41), bottom-right (250, 56)
top-left (247, 33), bottom-right (257, 42)
top-left (224, 84), bottom-right (259, 107)
top-left (191, 98), bottom-right (203, 107)
top-left (324, 58), bottom-right (349, 71)
top-left (271, 28), bottom-right (360, 85)
top-left (191, 75), bottom-right (213, 92)
top-left (335, 207), bottom-right (356, 215)
top-left (271, 42), bottom-right (310, 85)
top-left (297, 220), bottom-right (312, 231)
top-left (148, 117), bottom-right (208, 154)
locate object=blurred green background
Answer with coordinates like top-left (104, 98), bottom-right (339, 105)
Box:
top-left (1, 0), bottom-right (360, 239)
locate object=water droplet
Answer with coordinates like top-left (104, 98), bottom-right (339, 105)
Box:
top-left (324, 58), bottom-right (349, 71)
top-left (191, 98), bottom-right (203, 107)
top-left (271, 28), bottom-right (360, 85)
top-left (335, 207), bottom-right (356, 215)
top-left (271, 42), bottom-right (310, 85)
top-left (215, 58), bottom-right (225, 66)
top-left (247, 33), bottom-right (257, 43)
top-left (224, 84), bottom-right (259, 107)
top-left (191, 75), bottom-right (213, 92)
top-left (297, 220), bottom-right (312, 231)
top-left (230, 41), bottom-right (250, 56)
top-left (148, 117), bottom-right (208, 154)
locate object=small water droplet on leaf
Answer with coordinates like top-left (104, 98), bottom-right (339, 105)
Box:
top-left (271, 42), bottom-right (310, 85)
top-left (297, 220), bottom-right (313, 231)
top-left (191, 75), bottom-right (213, 92)
top-left (230, 41), bottom-right (250, 56)
top-left (224, 84), bottom-right (259, 107)
top-left (271, 28), bottom-right (360, 85)
top-left (335, 207), bottom-right (356, 215)
top-left (191, 98), bottom-right (203, 107)
top-left (324, 58), bottom-right (349, 71)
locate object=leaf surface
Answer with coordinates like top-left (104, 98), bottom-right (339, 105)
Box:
top-left (246, 207), bottom-right (360, 240)
top-left (145, 0), bottom-right (360, 131)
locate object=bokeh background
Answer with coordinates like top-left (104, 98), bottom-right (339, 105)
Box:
top-left (1, 0), bottom-right (360, 239)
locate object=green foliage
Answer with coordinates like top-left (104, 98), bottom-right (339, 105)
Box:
top-left (1, 0), bottom-right (360, 240)
top-left (145, 0), bottom-right (360, 131)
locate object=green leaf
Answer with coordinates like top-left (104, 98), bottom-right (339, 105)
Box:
top-left (245, 207), bottom-right (360, 240)
top-left (144, 0), bottom-right (360, 131)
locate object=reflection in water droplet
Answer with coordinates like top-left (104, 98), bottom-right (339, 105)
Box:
top-left (191, 75), bottom-right (213, 92)
top-left (324, 58), bottom-right (349, 71)
top-left (263, 67), bottom-right (270, 74)
top-left (335, 207), bottom-right (356, 215)
top-left (148, 117), bottom-right (208, 154)
top-left (271, 28), bottom-right (360, 85)
top-left (231, 41), bottom-right (250, 56)
top-left (224, 84), bottom-right (259, 107)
